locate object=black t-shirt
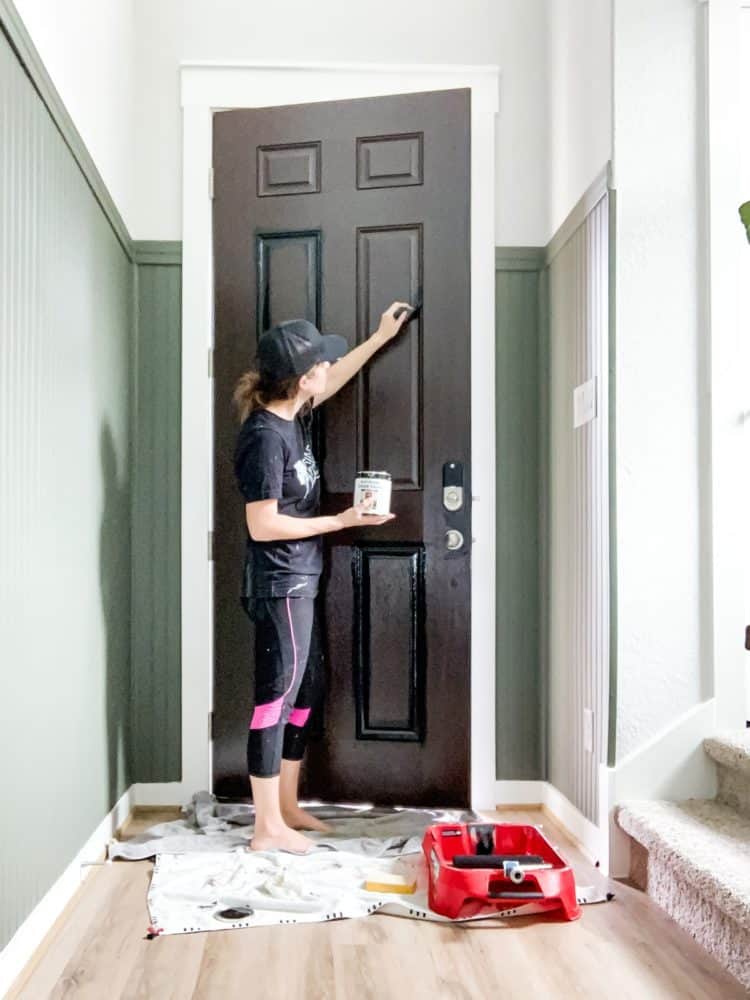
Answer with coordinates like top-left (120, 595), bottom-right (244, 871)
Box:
top-left (234, 408), bottom-right (322, 599)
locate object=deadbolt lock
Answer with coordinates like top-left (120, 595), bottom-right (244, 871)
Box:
top-left (445, 529), bottom-right (464, 551)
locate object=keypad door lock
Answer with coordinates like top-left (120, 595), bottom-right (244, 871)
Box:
top-left (443, 461), bottom-right (464, 512)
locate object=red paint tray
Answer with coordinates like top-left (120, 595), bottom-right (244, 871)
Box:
top-left (422, 821), bottom-right (581, 920)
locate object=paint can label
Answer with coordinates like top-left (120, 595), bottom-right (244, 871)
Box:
top-left (354, 471), bottom-right (392, 515)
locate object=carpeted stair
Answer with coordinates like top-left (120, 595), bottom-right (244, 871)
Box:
top-left (616, 731), bottom-right (750, 990)
top-left (704, 732), bottom-right (750, 820)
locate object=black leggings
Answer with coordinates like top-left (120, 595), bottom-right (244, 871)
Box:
top-left (246, 597), bottom-right (323, 778)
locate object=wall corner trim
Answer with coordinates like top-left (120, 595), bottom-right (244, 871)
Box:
top-left (546, 162), bottom-right (612, 266)
top-left (0, 0), bottom-right (134, 260)
top-left (133, 241), bottom-right (183, 266)
top-left (494, 247), bottom-right (546, 272)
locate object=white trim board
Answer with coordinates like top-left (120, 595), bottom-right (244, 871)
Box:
top-left (495, 781), bottom-right (607, 871)
top-left (0, 786), bottom-right (134, 998)
top-left (179, 62), bottom-right (500, 810)
top-left (605, 698), bottom-right (718, 878)
top-left (545, 163), bottom-right (612, 265)
top-left (0, 0), bottom-right (133, 257)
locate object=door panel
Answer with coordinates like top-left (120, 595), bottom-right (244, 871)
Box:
top-left (357, 224), bottom-right (422, 487)
top-left (256, 231), bottom-right (321, 336)
top-left (353, 544), bottom-right (426, 741)
top-left (213, 89), bottom-right (471, 805)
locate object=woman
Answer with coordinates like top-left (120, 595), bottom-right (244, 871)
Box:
top-left (234, 302), bottom-right (412, 853)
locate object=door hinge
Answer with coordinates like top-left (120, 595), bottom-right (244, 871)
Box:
top-left (208, 530), bottom-right (214, 562)
top-left (208, 711), bottom-right (214, 741)
top-left (208, 166), bottom-right (215, 200)
top-left (208, 346), bottom-right (214, 378)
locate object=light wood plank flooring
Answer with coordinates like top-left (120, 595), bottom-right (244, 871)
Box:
top-left (7, 808), bottom-right (746, 999)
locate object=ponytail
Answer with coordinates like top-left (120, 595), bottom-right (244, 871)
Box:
top-left (233, 368), bottom-right (304, 423)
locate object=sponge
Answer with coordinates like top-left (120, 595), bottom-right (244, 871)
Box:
top-left (364, 871), bottom-right (417, 894)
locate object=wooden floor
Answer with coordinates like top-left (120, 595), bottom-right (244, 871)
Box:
top-left (7, 808), bottom-right (746, 999)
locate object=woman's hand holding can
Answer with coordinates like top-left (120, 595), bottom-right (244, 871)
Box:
top-left (336, 496), bottom-right (395, 528)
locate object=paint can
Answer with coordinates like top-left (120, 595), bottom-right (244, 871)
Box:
top-left (354, 471), bottom-right (392, 515)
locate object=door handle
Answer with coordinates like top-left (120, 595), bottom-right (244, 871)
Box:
top-left (445, 529), bottom-right (464, 551)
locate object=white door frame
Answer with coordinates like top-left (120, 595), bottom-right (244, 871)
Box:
top-left (162, 61), bottom-right (499, 810)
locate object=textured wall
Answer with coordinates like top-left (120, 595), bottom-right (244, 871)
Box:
top-left (495, 252), bottom-right (544, 779)
top-left (613, 0), bottom-right (710, 760)
top-left (547, 0), bottom-right (612, 237)
top-left (132, 0), bottom-right (549, 244)
top-left (743, 8), bottom-right (750, 723)
top-left (130, 252), bottom-right (182, 782)
top-left (12, 0), bottom-right (137, 231)
top-left (546, 195), bottom-right (610, 824)
top-left (0, 28), bottom-right (134, 950)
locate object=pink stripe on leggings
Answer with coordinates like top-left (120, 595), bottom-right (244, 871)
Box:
top-left (250, 697), bottom-right (283, 729)
top-left (288, 707), bottom-right (311, 727)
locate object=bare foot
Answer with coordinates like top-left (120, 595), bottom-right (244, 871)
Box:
top-left (282, 806), bottom-right (333, 833)
top-left (248, 824), bottom-right (314, 854)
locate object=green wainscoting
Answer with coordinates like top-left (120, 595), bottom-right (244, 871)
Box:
top-left (494, 249), bottom-right (546, 780)
top-left (131, 246), bottom-right (182, 782)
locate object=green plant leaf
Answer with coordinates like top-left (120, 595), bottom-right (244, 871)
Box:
top-left (740, 202), bottom-right (750, 244)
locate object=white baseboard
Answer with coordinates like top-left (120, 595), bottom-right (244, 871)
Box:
top-left (493, 780), bottom-right (546, 806)
top-left (494, 780), bottom-right (607, 870)
top-left (609, 698), bottom-right (718, 802)
top-left (0, 785), bottom-right (135, 999)
top-left (543, 782), bottom-right (606, 869)
top-left (132, 782), bottom-right (191, 807)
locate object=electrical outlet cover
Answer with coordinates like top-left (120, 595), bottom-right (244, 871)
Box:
top-left (574, 378), bottom-right (597, 428)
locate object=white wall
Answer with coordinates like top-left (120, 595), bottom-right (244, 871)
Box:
top-left (13, 0), bottom-right (137, 234)
top-left (612, 0), bottom-right (710, 760)
top-left (132, 0), bottom-right (548, 244)
top-left (547, 0), bottom-right (612, 237)
top-left (11, 0), bottom-right (549, 244)
top-left (741, 4), bottom-right (750, 719)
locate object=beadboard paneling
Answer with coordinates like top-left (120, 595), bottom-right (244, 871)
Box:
top-left (546, 193), bottom-right (611, 824)
top-left (130, 259), bottom-right (182, 781)
top-left (495, 253), bottom-right (544, 779)
top-left (0, 27), bottom-right (134, 950)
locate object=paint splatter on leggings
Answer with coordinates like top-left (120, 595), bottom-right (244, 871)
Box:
top-left (246, 596), bottom-right (323, 778)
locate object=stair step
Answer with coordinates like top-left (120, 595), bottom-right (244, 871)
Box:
top-left (704, 733), bottom-right (750, 818)
top-left (617, 799), bottom-right (750, 987)
top-left (704, 732), bottom-right (750, 776)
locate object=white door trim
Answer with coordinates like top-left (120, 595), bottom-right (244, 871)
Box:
top-left (178, 61), bottom-right (500, 809)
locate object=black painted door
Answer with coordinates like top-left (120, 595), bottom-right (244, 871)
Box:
top-left (212, 89), bottom-right (471, 806)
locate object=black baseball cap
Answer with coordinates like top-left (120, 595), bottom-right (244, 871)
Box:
top-left (256, 319), bottom-right (348, 381)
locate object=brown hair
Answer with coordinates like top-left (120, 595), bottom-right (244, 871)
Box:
top-left (233, 368), bottom-right (305, 423)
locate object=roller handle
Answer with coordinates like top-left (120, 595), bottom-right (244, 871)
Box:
top-left (489, 891), bottom-right (546, 900)
top-left (452, 854), bottom-right (544, 869)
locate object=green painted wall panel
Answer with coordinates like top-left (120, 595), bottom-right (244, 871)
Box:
top-left (494, 261), bottom-right (544, 779)
top-left (0, 28), bottom-right (134, 950)
top-left (131, 262), bottom-right (182, 782)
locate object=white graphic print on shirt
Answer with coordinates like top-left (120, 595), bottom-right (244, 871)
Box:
top-left (294, 444), bottom-right (319, 499)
